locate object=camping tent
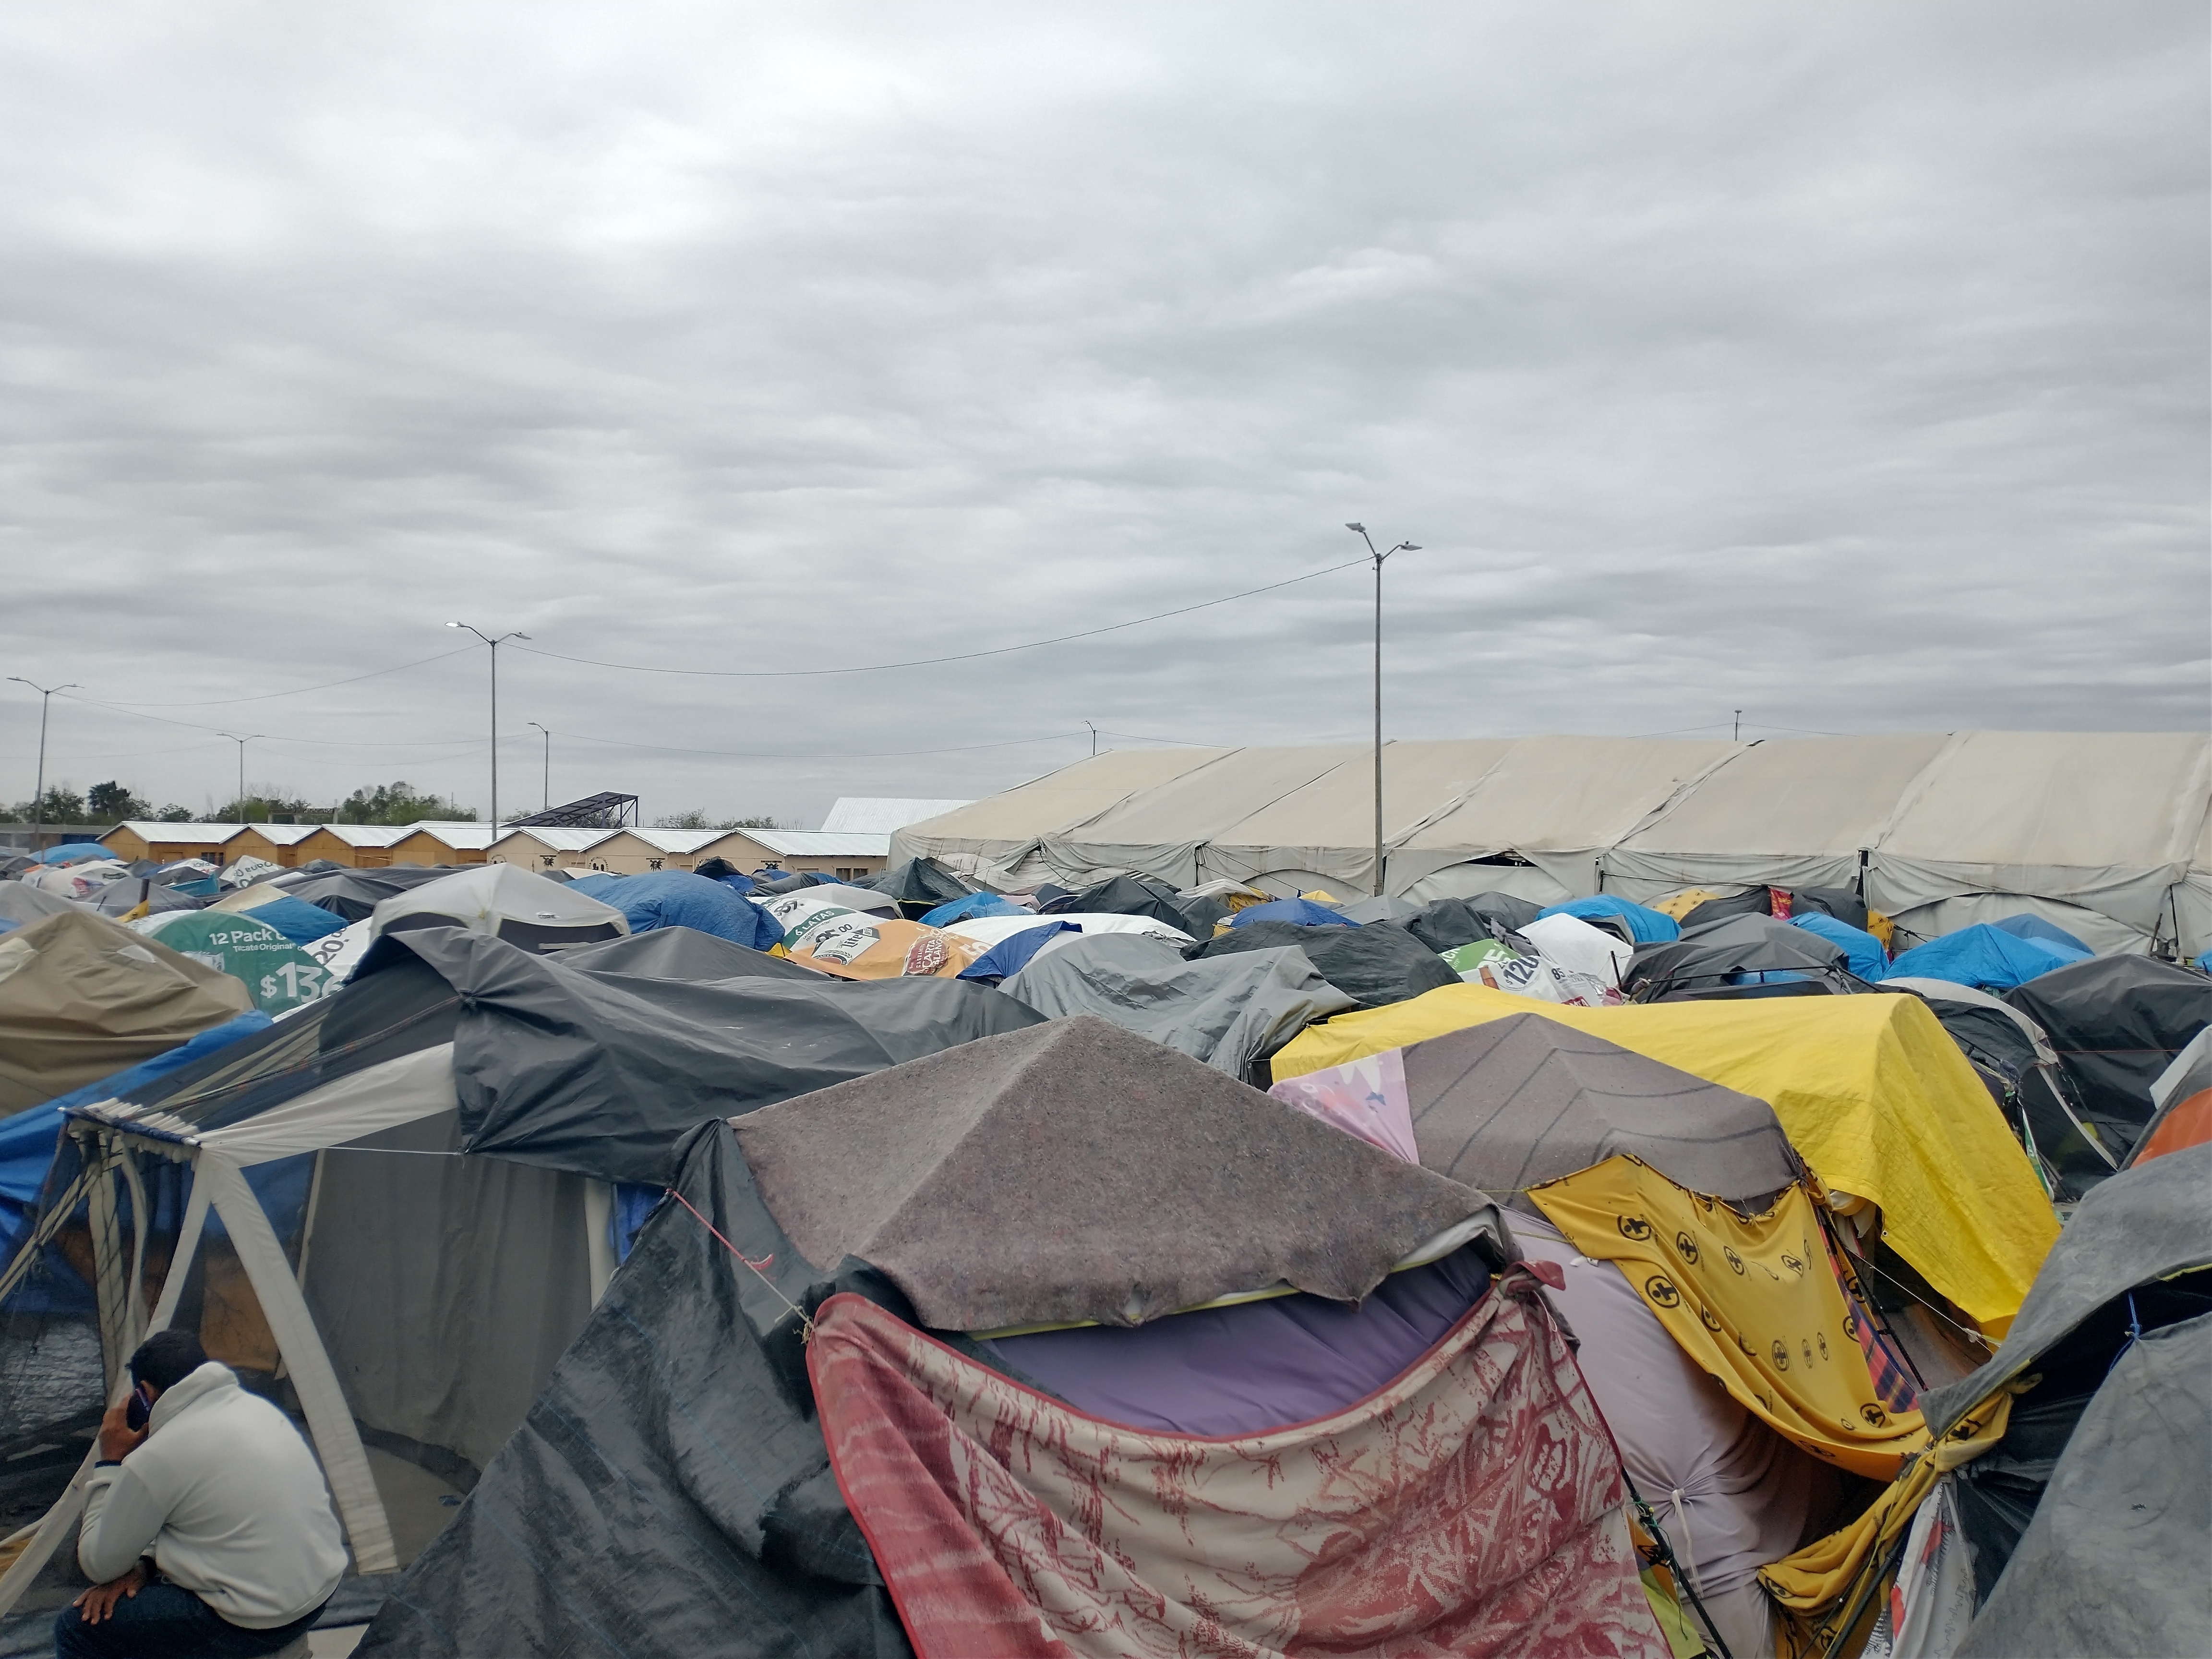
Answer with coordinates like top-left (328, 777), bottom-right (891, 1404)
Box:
top-left (1268, 1011), bottom-right (1801, 1205)
top-left (2003, 954), bottom-right (2211, 1175)
top-left (347, 1026), bottom-right (1670, 1659)
top-left (1621, 913), bottom-right (1851, 998)
top-left (0, 925), bottom-right (1047, 1624)
top-left (2127, 1028), bottom-right (2211, 1166)
top-left (370, 863), bottom-right (628, 953)
top-left (1187, 918), bottom-right (1459, 1009)
top-left (1273, 982), bottom-right (2059, 1334)
top-left (998, 932), bottom-right (1357, 1078)
top-left (0, 912), bottom-right (253, 1114)
top-left (1763, 1143), bottom-right (2212, 1657)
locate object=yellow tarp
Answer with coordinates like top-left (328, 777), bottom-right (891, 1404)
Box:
top-left (1273, 984), bottom-right (2057, 1330)
top-left (1758, 1388), bottom-right (2015, 1658)
top-left (1532, 1156), bottom-right (1927, 1480)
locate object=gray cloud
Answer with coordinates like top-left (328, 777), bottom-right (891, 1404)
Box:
top-left (1, 2), bottom-right (2203, 827)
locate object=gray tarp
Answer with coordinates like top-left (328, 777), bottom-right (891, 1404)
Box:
top-left (1956, 1312), bottom-right (2212, 1659)
top-left (386, 928), bottom-right (1045, 1185)
top-left (1920, 1140), bottom-right (2212, 1437)
top-left (732, 1014), bottom-right (1504, 1332)
top-left (1396, 1013), bottom-right (1802, 1203)
top-left (1001, 933), bottom-right (1357, 1077)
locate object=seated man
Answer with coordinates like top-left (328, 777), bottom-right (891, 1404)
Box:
top-left (58, 1330), bottom-right (349, 1658)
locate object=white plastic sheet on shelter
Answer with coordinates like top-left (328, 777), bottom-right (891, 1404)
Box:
top-left (892, 732), bottom-right (2212, 957)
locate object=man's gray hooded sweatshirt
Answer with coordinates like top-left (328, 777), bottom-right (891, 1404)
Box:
top-left (77, 1361), bottom-right (348, 1628)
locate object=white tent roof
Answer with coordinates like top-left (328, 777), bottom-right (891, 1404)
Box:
top-left (892, 733), bottom-right (2212, 953)
top-left (818, 797), bottom-right (975, 834)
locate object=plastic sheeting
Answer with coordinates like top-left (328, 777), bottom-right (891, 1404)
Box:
top-left (2004, 954), bottom-right (2212, 1167)
top-left (1537, 895), bottom-right (1680, 943)
top-left (566, 869), bottom-right (786, 951)
top-left (1273, 983), bottom-right (2060, 1331)
top-left (1003, 933), bottom-right (1355, 1077)
top-left (350, 1123), bottom-right (916, 1659)
top-left (1885, 924), bottom-right (2087, 991)
top-left (1186, 918), bottom-right (1458, 1009)
top-left (1955, 1312), bottom-right (2212, 1658)
top-left (381, 926), bottom-right (1045, 1186)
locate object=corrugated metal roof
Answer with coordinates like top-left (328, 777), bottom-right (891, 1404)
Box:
top-left (632, 828), bottom-right (728, 854)
top-left (732, 829), bottom-right (892, 858)
top-left (818, 797), bottom-right (974, 834)
top-left (492, 827), bottom-right (622, 853)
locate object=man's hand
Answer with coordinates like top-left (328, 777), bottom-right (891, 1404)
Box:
top-left (71, 1560), bottom-right (148, 1624)
top-left (96, 1398), bottom-right (147, 1464)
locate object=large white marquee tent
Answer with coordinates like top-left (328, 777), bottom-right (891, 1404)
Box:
top-left (892, 731), bottom-right (2212, 956)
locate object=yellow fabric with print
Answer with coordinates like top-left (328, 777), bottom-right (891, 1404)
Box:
top-left (1530, 1154), bottom-right (1928, 1480)
top-left (1759, 1389), bottom-right (2015, 1658)
top-left (1273, 983), bottom-right (2056, 1331)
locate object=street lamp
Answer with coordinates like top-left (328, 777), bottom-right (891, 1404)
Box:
top-left (446, 622), bottom-right (530, 833)
top-left (1345, 525), bottom-right (1419, 898)
top-left (527, 722), bottom-right (551, 813)
top-left (216, 733), bottom-right (266, 824)
top-left (7, 678), bottom-right (81, 838)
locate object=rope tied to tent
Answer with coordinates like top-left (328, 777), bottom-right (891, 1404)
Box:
top-left (666, 1187), bottom-right (815, 1343)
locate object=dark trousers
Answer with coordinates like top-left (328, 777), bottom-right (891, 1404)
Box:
top-left (54, 1581), bottom-right (323, 1658)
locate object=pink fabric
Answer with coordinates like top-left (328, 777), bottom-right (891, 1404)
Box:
top-left (1267, 1047), bottom-right (1419, 1163)
top-left (810, 1277), bottom-right (1667, 1659)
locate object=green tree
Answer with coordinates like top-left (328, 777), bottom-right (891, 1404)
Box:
top-left (654, 810), bottom-right (780, 830)
top-left (154, 804), bottom-right (194, 822)
top-left (337, 781), bottom-right (476, 825)
top-left (87, 781), bottom-right (153, 822)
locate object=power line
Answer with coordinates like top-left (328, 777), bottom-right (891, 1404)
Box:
top-left (553, 729), bottom-right (1091, 761)
top-left (54, 692), bottom-right (498, 749)
top-left (508, 557), bottom-right (1371, 679)
top-left (84, 647), bottom-right (480, 708)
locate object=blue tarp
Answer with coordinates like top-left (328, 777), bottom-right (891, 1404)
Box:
top-left (957, 921), bottom-right (1079, 982)
top-left (241, 893), bottom-right (350, 945)
top-left (1536, 894), bottom-right (1681, 943)
top-left (569, 870), bottom-right (783, 953)
top-left (1988, 913), bottom-right (2093, 956)
top-left (1, 1012), bottom-right (275, 1307)
top-left (1887, 924), bottom-right (2091, 991)
top-left (32, 842), bottom-right (111, 866)
top-left (1791, 911), bottom-right (1890, 982)
top-left (1229, 897), bottom-right (1353, 930)
top-left (919, 892), bottom-right (1028, 927)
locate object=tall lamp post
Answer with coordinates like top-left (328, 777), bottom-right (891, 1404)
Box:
top-left (1345, 525), bottom-right (1419, 897)
top-left (8, 677), bottom-right (81, 838)
top-left (216, 733), bottom-right (265, 823)
top-left (446, 622), bottom-right (529, 833)
top-left (528, 722), bottom-right (552, 813)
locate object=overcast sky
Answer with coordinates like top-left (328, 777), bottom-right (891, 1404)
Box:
top-left (2, 3), bottom-right (2205, 828)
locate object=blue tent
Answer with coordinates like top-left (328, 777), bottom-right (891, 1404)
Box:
top-left (1988, 914), bottom-right (2093, 956)
top-left (957, 921), bottom-right (1079, 983)
top-left (1536, 894), bottom-right (1681, 943)
top-left (1790, 911), bottom-right (1889, 982)
top-left (32, 842), bottom-right (111, 866)
top-left (920, 892), bottom-right (1029, 928)
top-left (1887, 924), bottom-right (2091, 992)
top-left (569, 870), bottom-right (783, 953)
top-left (1229, 897), bottom-right (1352, 931)
top-left (241, 893), bottom-right (350, 946)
